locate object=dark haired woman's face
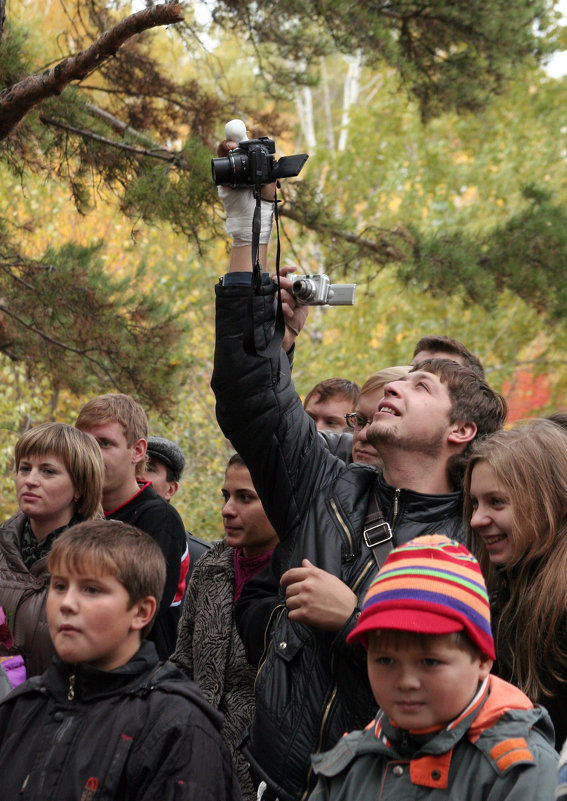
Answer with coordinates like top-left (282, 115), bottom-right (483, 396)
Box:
top-left (221, 465), bottom-right (278, 558)
top-left (16, 453), bottom-right (77, 537)
top-left (468, 460), bottom-right (513, 566)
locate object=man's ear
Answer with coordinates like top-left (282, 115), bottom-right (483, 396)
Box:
top-left (447, 421), bottom-right (477, 447)
top-left (131, 438), bottom-right (147, 465)
top-left (130, 596), bottom-right (157, 632)
top-left (164, 480), bottom-right (179, 501)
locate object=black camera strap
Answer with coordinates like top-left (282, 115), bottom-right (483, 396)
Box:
top-left (244, 185), bottom-right (285, 358)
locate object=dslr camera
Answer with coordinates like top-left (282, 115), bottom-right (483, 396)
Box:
top-left (292, 275), bottom-right (356, 306)
top-left (212, 137), bottom-right (308, 188)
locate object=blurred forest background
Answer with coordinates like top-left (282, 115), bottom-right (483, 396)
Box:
top-left (2, 0), bottom-right (567, 537)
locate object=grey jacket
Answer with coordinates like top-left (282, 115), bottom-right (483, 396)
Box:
top-left (310, 676), bottom-right (558, 801)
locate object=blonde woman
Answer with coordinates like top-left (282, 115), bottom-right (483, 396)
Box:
top-left (0, 423), bottom-right (104, 675)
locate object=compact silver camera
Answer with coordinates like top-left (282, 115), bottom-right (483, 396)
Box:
top-left (291, 274), bottom-right (356, 306)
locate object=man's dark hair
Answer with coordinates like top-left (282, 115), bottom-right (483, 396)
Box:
top-left (546, 410), bottom-right (567, 431)
top-left (303, 377), bottom-right (360, 409)
top-left (412, 335), bottom-right (485, 379)
top-left (412, 358), bottom-right (507, 488)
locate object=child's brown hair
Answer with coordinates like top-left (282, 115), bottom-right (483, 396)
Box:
top-left (48, 519), bottom-right (165, 638)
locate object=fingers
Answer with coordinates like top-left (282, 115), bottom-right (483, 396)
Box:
top-left (281, 566), bottom-right (310, 587)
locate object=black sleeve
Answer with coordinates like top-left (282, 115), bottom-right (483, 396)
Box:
top-left (234, 547), bottom-right (284, 668)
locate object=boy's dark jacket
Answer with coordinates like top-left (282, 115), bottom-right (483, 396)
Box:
top-left (0, 641), bottom-right (242, 801)
top-left (309, 676), bottom-right (558, 801)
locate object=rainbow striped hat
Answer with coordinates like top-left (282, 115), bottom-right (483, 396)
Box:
top-left (347, 534), bottom-right (495, 659)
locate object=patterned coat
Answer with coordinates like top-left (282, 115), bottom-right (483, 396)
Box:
top-left (172, 540), bottom-right (256, 800)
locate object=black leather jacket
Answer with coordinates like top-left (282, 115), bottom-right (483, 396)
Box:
top-left (213, 274), bottom-right (464, 801)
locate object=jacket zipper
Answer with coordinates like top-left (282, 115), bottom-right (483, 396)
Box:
top-left (299, 551), bottom-right (376, 801)
top-left (329, 498), bottom-right (354, 555)
top-left (254, 603), bottom-right (286, 692)
top-left (300, 654), bottom-right (338, 801)
top-left (391, 488), bottom-right (401, 528)
top-left (67, 672), bottom-right (76, 701)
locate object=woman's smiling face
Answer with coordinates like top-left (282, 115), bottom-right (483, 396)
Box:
top-left (468, 460), bottom-right (514, 566)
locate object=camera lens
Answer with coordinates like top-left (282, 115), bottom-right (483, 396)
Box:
top-left (211, 150), bottom-right (250, 186)
top-left (292, 278), bottom-right (316, 303)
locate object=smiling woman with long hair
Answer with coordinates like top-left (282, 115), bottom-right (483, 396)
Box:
top-left (0, 423), bottom-right (104, 676)
top-left (463, 419), bottom-right (567, 749)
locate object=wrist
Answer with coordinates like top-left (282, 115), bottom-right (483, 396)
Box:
top-left (229, 244), bottom-right (268, 272)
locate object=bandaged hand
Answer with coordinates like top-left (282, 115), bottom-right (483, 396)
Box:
top-left (218, 184), bottom-right (274, 247)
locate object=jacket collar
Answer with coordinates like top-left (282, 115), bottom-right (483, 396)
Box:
top-left (43, 640), bottom-right (161, 702)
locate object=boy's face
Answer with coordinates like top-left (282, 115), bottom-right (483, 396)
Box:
top-left (47, 561), bottom-right (152, 671)
top-left (367, 631), bottom-right (492, 731)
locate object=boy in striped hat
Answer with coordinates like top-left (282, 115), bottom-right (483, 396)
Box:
top-left (310, 535), bottom-right (558, 800)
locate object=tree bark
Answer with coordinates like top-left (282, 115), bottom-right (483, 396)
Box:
top-left (0, 3), bottom-right (183, 141)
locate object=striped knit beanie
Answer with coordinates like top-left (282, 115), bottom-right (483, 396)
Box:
top-left (347, 534), bottom-right (495, 659)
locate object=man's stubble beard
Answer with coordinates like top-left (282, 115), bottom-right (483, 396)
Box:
top-left (367, 420), bottom-right (446, 460)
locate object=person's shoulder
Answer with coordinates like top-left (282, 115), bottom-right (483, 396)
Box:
top-left (468, 679), bottom-right (558, 776)
top-left (132, 485), bottom-right (185, 529)
top-left (0, 673), bottom-right (46, 708)
top-left (311, 721), bottom-right (379, 778)
top-left (0, 511), bottom-right (26, 537)
top-left (140, 660), bottom-right (224, 730)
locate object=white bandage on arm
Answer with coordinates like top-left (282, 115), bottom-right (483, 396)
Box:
top-left (218, 186), bottom-right (274, 246)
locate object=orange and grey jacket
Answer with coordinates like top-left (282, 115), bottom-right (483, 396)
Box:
top-left (310, 675), bottom-right (558, 801)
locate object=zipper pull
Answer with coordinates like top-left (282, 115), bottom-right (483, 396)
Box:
top-left (68, 672), bottom-right (76, 701)
top-left (392, 488), bottom-right (401, 528)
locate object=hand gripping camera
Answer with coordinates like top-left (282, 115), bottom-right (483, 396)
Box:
top-left (292, 274), bottom-right (356, 306)
top-left (211, 120), bottom-right (308, 188)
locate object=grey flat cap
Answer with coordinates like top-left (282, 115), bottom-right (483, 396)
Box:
top-left (147, 436), bottom-right (186, 482)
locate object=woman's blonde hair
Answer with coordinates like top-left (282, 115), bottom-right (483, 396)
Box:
top-left (15, 423), bottom-right (104, 520)
top-left (463, 419), bottom-right (567, 699)
top-left (359, 366), bottom-right (411, 398)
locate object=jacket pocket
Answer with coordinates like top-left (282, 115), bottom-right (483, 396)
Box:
top-left (255, 617), bottom-right (308, 729)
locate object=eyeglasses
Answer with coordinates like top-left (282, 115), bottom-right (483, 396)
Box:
top-left (345, 412), bottom-right (370, 430)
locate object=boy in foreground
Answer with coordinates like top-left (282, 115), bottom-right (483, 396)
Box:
top-left (0, 520), bottom-right (241, 801)
top-left (310, 535), bottom-right (558, 801)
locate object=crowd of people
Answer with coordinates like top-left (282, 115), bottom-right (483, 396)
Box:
top-left (0, 145), bottom-right (566, 800)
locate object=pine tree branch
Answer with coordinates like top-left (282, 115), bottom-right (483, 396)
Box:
top-left (85, 102), bottom-right (159, 147)
top-left (39, 115), bottom-right (187, 166)
top-left (0, 3), bottom-right (183, 141)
